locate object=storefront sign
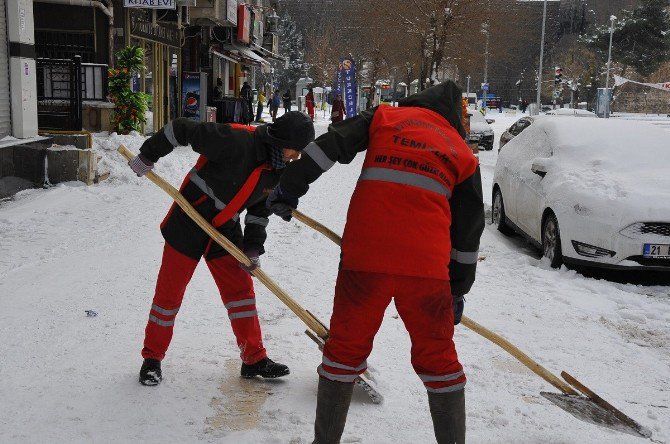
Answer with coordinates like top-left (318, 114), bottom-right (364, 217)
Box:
top-left (130, 11), bottom-right (180, 46)
top-left (237, 4), bottom-right (251, 44)
top-left (124, 0), bottom-right (176, 9)
top-left (226, 0), bottom-right (237, 26)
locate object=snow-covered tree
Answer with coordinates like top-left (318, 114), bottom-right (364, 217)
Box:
top-left (273, 15), bottom-right (309, 92)
top-left (581, 0), bottom-right (670, 77)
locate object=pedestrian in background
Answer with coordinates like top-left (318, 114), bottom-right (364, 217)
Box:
top-left (256, 90), bottom-right (266, 122)
top-left (240, 81), bottom-right (253, 124)
top-left (331, 94), bottom-right (346, 123)
top-left (270, 90), bottom-right (281, 122)
top-left (305, 87), bottom-right (315, 122)
top-left (282, 90), bottom-right (292, 113)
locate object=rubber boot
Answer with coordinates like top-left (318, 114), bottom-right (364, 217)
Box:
top-left (313, 377), bottom-right (354, 444)
top-left (428, 388), bottom-right (466, 444)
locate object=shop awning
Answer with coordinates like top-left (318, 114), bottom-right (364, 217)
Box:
top-left (222, 43), bottom-right (270, 68)
top-left (251, 43), bottom-right (285, 63)
top-left (210, 47), bottom-right (239, 64)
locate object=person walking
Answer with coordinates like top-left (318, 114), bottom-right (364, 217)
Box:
top-left (256, 90), bottom-right (266, 122)
top-left (305, 87), bottom-right (315, 122)
top-left (270, 90), bottom-right (281, 122)
top-left (127, 111), bottom-right (315, 386)
top-left (214, 78), bottom-right (225, 100)
top-left (240, 81), bottom-right (253, 124)
top-left (330, 94), bottom-right (346, 123)
top-left (282, 90), bottom-right (292, 113)
top-left (266, 81), bottom-right (484, 444)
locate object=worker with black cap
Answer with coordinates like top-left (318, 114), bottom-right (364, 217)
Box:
top-left (128, 111), bottom-right (315, 386)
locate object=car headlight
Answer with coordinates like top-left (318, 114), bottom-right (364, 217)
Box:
top-left (571, 240), bottom-right (616, 258)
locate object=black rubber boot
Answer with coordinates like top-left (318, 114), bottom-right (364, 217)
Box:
top-left (240, 357), bottom-right (290, 379)
top-left (139, 359), bottom-right (162, 386)
top-left (428, 388), bottom-right (466, 444)
top-left (313, 377), bottom-right (354, 444)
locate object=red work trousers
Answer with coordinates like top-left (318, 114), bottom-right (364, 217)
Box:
top-left (318, 270), bottom-right (466, 393)
top-left (141, 243), bottom-right (267, 365)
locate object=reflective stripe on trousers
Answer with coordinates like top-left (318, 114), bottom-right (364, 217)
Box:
top-left (317, 355), bottom-right (367, 383)
top-left (148, 303), bottom-right (180, 327)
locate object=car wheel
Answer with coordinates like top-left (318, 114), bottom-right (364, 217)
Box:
top-left (492, 189), bottom-right (514, 235)
top-left (542, 213), bottom-right (563, 268)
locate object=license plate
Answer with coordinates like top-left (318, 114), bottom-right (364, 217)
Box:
top-left (643, 244), bottom-right (670, 258)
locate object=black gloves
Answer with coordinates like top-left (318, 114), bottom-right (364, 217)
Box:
top-left (266, 185), bottom-right (299, 221)
top-left (240, 249), bottom-right (260, 273)
top-left (453, 295), bottom-right (465, 325)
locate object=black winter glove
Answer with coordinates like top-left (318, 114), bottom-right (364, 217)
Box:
top-left (266, 185), bottom-right (299, 221)
top-left (452, 295), bottom-right (465, 325)
top-left (240, 249), bottom-right (260, 273)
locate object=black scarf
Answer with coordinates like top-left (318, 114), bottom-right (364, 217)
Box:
top-left (269, 145), bottom-right (286, 169)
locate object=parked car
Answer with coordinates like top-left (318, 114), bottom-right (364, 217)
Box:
top-left (545, 108), bottom-right (596, 117)
top-left (467, 109), bottom-right (494, 150)
top-left (492, 117), bottom-right (670, 271)
top-left (499, 116), bottom-right (535, 151)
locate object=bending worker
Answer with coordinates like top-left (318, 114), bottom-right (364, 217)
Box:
top-left (266, 81), bottom-right (485, 443)
top-left (128, 111), bottom-right (315, 386)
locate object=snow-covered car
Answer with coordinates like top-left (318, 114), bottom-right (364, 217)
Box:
top-left (499, 116), bottom-right (535, 152)
top-left (492, 117), bottom-right (670, 271)
top-left (545, 108), bottom-right (596, 117)
top-left (467, 109), bottom-right (494, 150)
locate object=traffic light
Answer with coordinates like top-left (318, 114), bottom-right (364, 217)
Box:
top-left (555, 67), bottom-right (563, 85)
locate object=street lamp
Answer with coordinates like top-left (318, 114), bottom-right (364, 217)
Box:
top-left (481, 22), bottom-right (490, 111)
top-left (604, 15), bottom-right (617, 118)
top-left (534, 0), bottom-right (548, 115)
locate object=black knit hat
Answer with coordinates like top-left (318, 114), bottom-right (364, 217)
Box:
top-left (266, 111), bottom-right (315, 150)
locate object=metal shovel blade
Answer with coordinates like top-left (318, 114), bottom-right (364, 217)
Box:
top-left (540, 392), bottom-right (651, 438)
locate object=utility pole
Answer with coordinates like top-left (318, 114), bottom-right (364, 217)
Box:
top-left (605, 15), bottom-right (617, 118)
top-left (534, 0), bottom-right (548, 115)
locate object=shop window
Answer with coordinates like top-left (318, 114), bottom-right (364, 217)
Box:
top-left (36, 30), bottom-right (96, 63)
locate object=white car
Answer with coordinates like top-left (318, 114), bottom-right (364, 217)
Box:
top-left (545, 108), bottom-right (596, 117)
top-left (492, 117), bottom-right (670, 271)
top-left (467, 109), bottom-right (495, 150)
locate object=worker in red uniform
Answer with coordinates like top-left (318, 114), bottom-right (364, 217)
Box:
top-left (266, 81), bottom-right (484, 443)
top-left (128, 111), bottom-right (315, 386)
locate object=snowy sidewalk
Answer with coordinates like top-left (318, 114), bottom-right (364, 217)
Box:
top-left (0, 113), bottom-right (668, 443)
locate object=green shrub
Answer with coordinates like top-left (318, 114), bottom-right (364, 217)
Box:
top-left (108, 46), bottom-right (150, 134)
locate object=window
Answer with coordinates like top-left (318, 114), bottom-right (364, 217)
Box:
top-left (35, 30), bottom-right (95, 63)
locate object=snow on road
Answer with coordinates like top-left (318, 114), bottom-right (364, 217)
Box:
top-left (1, 109), bottom-right (669, 443)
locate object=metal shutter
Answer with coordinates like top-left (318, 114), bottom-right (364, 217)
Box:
top-left (0, 0), bottom-right (11, 138)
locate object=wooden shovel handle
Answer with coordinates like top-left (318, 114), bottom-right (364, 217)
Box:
top-left (461, 317), bottom-right (577, 395)
top-left (292, 207), bottom-right (579, 396)
top-left (292, 209), bottom-right (342, 246)
top-left (118, 144), bottom-right (329, 340)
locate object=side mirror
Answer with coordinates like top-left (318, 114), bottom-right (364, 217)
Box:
top-left (486, 119), bottom-right (495, 124)
top-left (531, 158), bottom-right (550, 177)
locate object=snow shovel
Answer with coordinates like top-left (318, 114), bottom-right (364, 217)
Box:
top-left (117, 145), bottom-right (382, 404)
top-left (291, 208), bottom-right (651, 439)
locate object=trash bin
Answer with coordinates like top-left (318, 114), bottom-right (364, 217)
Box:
top-left (206, 106), bottom-right (217, 122)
